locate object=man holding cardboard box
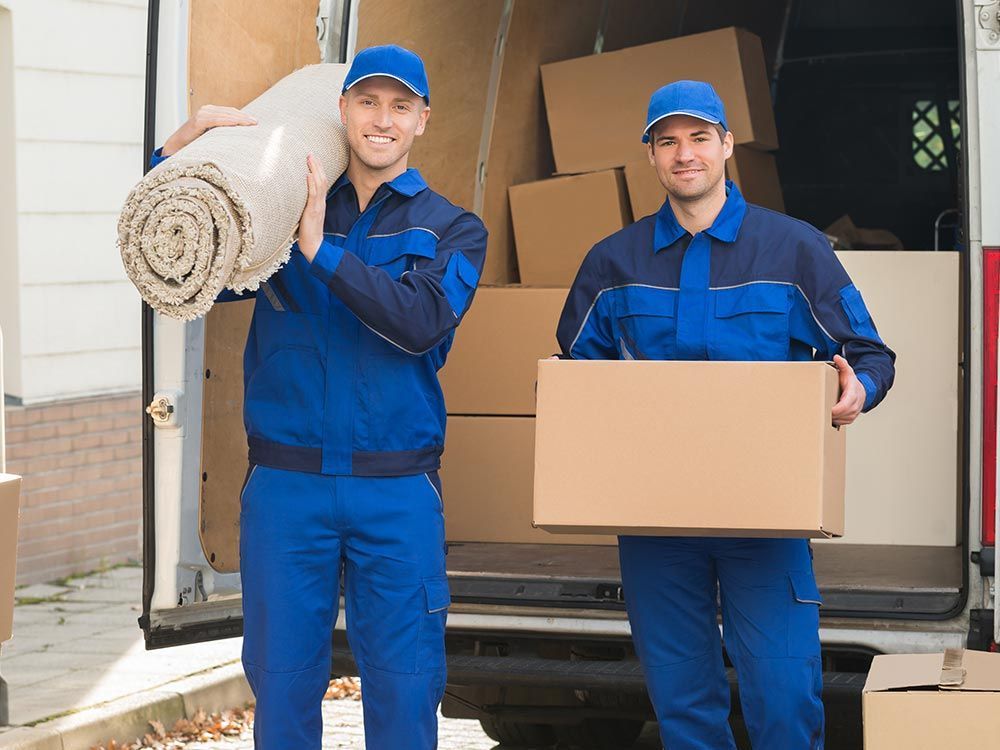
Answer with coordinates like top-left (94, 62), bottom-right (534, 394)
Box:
top-left (555, 81), bottom-right (895, 749)
top-left (154, 47), bottom-right (487, 749)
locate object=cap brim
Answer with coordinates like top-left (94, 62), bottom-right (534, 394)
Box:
top-left (343, 72), bottom-right (427, 99)
top-left (641, 110), bottom-right (722, 143)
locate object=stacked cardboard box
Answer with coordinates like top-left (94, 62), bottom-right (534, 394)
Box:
top-left (436, 26), bottom-right (787, 545)
top-left (508, 27), bottom-right (784, 286)
top-left (1, 473), bottom-right (22, 642)
top-left (438, 288), bottom-right (614, 545)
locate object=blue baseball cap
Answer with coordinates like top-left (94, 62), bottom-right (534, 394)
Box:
top-left (642, 80), bottom-right (728, 143)
top-left (343, 45), bottom-right (430, 103)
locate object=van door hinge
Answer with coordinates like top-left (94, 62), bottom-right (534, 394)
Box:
top-left (979, 1), bottom-right (1000, 44)
top-left (145, 391), bottom-right (180, 429)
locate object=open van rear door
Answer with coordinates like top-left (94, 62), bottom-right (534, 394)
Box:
top-left (139, 0), bottom-right (352, 649)
top-left (967, 2), bottom-right (1000, 643)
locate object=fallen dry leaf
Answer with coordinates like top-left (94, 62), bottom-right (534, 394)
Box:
top-left (324, 676), bottom-right (361, 701)
top-left (89, 679), bottom-right (360, 749)
top-left (89, 707), bottom-right (255, 749)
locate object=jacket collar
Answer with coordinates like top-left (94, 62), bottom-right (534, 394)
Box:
top-left (653, 180), bottom-right (747, 252)
top-left (330, 167), bottom-right (428, 199)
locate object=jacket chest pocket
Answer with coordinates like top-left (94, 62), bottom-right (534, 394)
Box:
top-left (615, 288), bottom-right (678, 360)
top-left (709, 284), bottom-right (791, 361)
top-left (244, 309), bottom-right (327, 446)
top-left (366, 230), bottom-right (438, 280)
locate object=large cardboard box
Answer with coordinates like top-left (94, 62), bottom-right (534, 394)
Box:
top-left (510, 170), bottom-right (630, 287)
top-left (1, 473), bottom-right (22, 642)
top-left (533, 360), bottom-right (845, 538)
top-left (540, 28), bottom-right (778, 175)
top-left (440, 287), bottom-right (568, 416)
top-left (624, 146), bottom-right (785, 220)
top-left (441, 417), bottom-right (613, 545)
top-left (863, 650), bottom-right (1000, 748)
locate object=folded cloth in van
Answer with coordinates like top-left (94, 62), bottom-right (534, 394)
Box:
top-left (118, 63), bottom-right (350, 321)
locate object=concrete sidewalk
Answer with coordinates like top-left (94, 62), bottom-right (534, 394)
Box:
top-left (0, 566), bottom-right (248, 750)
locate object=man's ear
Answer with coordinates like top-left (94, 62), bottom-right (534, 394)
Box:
top-left (647, 140), bottom-right (656, 166)
top-left (723, 130), bottom-right (734, 160)
top-left (339, 94), bottom-right (349, 127)
top-left (415, 105), bottom-right (430, 137)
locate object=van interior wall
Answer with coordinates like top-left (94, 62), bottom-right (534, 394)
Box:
top-left (352, 0), bottom-right (795, 286)
top-left (774, 0), bottom-right (960, 249)
top-left (356, 0), bottom-right (610, 285)
top-left (194, 0), bottom-right (321, 574)
top-left (194, 1), bottom-right (965, 569)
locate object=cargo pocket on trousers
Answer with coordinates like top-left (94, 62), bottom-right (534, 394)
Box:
top-left (787, 570), bottom-right (823, 658)
top-left (417, 576), bottom-right (450, 672)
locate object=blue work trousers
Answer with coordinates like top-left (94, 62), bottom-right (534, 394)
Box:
top-left (239, 466), bottom-right (450, 749)
top-left (618, 536), bottom-right (824, 750)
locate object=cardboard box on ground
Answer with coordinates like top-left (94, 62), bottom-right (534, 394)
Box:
top-left (863, 650), bottom-right (1000, 749)
top-left (533, 360), bottom-right (845, 538)
top-left (1, 473), bottom-right (22, 642)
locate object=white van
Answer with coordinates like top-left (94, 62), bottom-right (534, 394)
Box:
top-left (140, 1), bottom-right (999, 746)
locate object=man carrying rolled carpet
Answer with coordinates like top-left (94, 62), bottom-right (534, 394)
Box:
top-left (152, 46), bottom-right (487, 749)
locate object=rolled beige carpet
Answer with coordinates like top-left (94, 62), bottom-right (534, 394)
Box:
top-left (118, 63), bottom-right (351, 321)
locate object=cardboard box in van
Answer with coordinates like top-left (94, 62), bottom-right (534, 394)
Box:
top-left (440, 287), bottom-right (568, 416)
top-left (624, 146), bottom-right (785, 220)
top-left (727, 145), bottom-right (785, 213)
top-left (533, 360), bottom-right (845, 538)
top-left (509, 170), bottom-right (631, 287)
top-left (441, 416), bottom-right (613, 546)
top-left (863, 650), bottom-right (1000, 748)
top-left (1, 473), bottom-right (22, 642)
top-left (540, 27), bottom-right (779, 175)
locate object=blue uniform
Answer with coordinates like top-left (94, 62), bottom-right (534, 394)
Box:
top-left (151, 148), bottom-right (487, 748)
top-left (557, 182), bottom-right (895, 749)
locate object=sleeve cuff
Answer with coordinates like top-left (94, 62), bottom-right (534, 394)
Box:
top-left (149, 147), bottom-right (168, 169)
top-left (308, 239), bottom-right (345, 286)
top-left (856, 371), bottom-right (877, 411)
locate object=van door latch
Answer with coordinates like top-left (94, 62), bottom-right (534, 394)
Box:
top-left (145, 391), bottom-right (180, 428)
top-left (980, 2), bottom-right (1000, 42)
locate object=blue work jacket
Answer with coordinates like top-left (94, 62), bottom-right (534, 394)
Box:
top-left (557, 182), bottom-right (895, 409)
top-left (150, 149), bottom-right (488, 476)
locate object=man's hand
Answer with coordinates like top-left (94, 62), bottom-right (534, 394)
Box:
top-left (831, 354), bottom-right (866, 427)
top-left (297, 154), bottom-right (329, 262)
top-left (161, 105), bottom-right (257, 156)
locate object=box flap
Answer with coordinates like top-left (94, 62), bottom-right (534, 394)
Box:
top-left (864, 653), bottom-right (945, 693)
top-left (865, 650), bottom-right (1000, 693)
top-left (943, 649), bottom-right (1000, 692)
